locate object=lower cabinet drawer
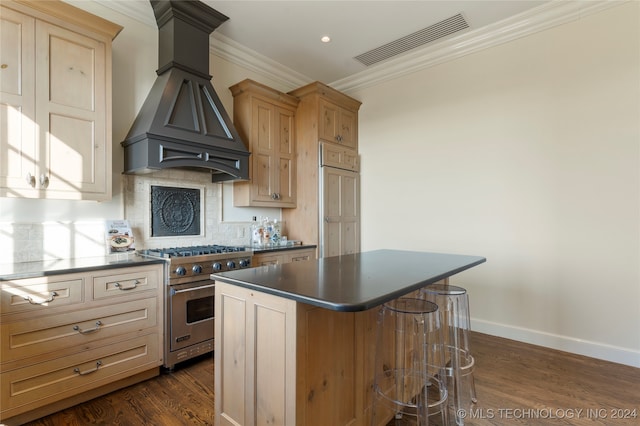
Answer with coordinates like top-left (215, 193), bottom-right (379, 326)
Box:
top-left (1, 276), bottom-right (84, 315)
top-left (253, 254), bottom-right (283, 266)
top-left (0, 334), bottom-right (159, 416)
top-left (1, 298), bottom-right (158, 364)
top-left (285, 250), bottom-right (314, 263)
top-left (92, 266), bottom-right (160, 300)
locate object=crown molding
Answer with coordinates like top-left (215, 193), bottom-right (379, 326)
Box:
top-left (93, 0), bottom-right (156, 27)
top-left (91, 0), bottom-right (625, 92)
top-left (331, 0), bottom-right (625, 92)
top-left (209, 33), bottom-right (311, 91)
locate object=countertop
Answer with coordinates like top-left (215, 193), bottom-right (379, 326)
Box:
top-left (0, 253), bottom-right (167, 281)
top-left (212, 249), bottom-right (486, 312)
top-left (249, 244), bottom-right (316, 254)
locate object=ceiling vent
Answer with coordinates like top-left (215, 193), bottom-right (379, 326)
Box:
top-left (354, 13), bottom-right (469, 66)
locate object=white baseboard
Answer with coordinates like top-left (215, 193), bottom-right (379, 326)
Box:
top-left (471, 318), bottom-right (640, 368)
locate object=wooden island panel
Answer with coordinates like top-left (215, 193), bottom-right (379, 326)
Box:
top-left (215, 281), bottom-right (401, 426)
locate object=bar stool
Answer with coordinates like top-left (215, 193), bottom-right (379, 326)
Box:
top-left (420, 284), bottom-right (477, 425)
top-left (371, 298), bottom-right (449, 426)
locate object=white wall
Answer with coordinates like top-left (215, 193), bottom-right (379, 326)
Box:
top-left (351, 2), bottom-right (639, 366)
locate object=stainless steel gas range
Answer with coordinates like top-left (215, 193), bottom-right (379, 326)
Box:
top-left (139, 245), bottom-right (252, 370)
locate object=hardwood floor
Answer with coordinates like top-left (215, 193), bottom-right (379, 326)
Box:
top-left (23, 332), bottom-right (639, 425)
top-left (468, 333), bottom-right (639, 426)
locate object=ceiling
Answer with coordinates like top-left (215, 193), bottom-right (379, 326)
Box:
top-left (90, 0), bottom-right (551, 84)
top-left (205, 0), bottom-right (548, 83)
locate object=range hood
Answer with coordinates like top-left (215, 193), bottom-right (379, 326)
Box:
top-left (121, 0), bottom-right (249, 182)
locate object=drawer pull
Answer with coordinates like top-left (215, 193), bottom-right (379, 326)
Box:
top-left (73, 320), bottom-right (103, 334)
top-left (115, 280), bottom-right (139, 290)
top-left (24, 291), bottom-right (58, 305)
top-left (74, 360), bottom-right (102, 376)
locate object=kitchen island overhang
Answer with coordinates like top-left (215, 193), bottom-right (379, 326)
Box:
top-left (212, 249), bottom-right (486, 426)
top-left (211, 249), bottom-right (486, 312)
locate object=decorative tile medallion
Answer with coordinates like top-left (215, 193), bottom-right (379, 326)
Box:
top-left (151, 186), bottom-right (201, 237)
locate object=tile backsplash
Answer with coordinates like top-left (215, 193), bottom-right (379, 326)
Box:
top-left (0, 221), bottom-right (108, 263)
top-left (124, 170), bottom-right (250, 250)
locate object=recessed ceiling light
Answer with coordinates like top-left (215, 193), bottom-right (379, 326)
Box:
top-left (321, 35), bottom-right (331, 43)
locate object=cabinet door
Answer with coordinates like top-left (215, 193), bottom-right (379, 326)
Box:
top-left (319, 99), bottom-right (340, 144)
top-left (319, 99), bottom-right (357, 150)
top-left (275, 106), bottom-right (296, 206)
top-left (337, 107), bottom-right (357, 149)
top-left (0, 7), bottom-right (36, 195)
top-left (321, 167), bottom-right (360, 258)
top-left (321, 144), bottom-right (359, 172)
top-left (251, 99), bottom-right (277, 203)
top-left (35, 20), bottom-right (108, 199)
top-left (215, 282), bottom-right (297, 426)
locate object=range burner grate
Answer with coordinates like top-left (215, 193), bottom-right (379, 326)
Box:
top-left (142, 245), bottom-right (247, 258)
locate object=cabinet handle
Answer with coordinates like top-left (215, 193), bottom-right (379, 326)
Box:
top-left (115, 280), bottom-right (139, 291)
top-left (336, 135), bottom-right (343, 142)
top-left (271, 193), bottom-right (281, 200)
top-left (24, 291), bottom-right (58, 305)
top-left (73, 320), bottom-right (103, 334)
top-left (1, 64), bottom-right (7, 69)
top-left (25, 173), bottom-right (35, 187)
top-left (324, 217), bottom-right (331, 223)
top-left (74, 360), bottom-right (102, 376)
top-left (172, 283), bottom-right (216, 294)
top-left (39, 174), bottom-right (49, 188)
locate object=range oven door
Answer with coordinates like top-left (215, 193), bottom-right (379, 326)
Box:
top-left (169, 281), bottom-right (215, 352)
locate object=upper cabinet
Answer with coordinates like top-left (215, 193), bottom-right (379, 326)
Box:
top-left (230, 79), bottom-right (299, 208)
top-left (319, 98), bottom-right (358, 149)
top-left (290, 82), bottom-right (361, 150)
top-left (0, 0), bottom-right (121, 201)
top-left (282, 82), bottom-right (361, 255)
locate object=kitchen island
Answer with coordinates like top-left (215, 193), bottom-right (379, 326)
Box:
top-left (212, 249), bottom-right (486, 426)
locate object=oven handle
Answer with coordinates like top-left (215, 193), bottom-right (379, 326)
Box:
top-left (171, 283), bottom-right (216, 295)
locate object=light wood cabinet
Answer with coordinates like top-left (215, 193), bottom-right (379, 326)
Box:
top-left (0, 0), bottom-right (121, 201)
top-left (230, 79), bottom-right (299, 208)
top-left (321, 143), bottom-right (360, 172)
top-left (0, 263), bottom-right (163, 425)
top-left (283, 82), bottom-right (361, 257)
top-left (215, 282), bottom-right (297, 426)
top-left (215, 281), bottom-right (375, 426)
top-left (321, 166), bottom-right (360, 258)
top-left (252, 247), bottom-right (316, 267)
top-left (319, 98), bottom-right (358, 149)
top-left (291, 82), bottom-right (360, 151)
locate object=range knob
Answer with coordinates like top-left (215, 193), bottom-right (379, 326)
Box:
top-left (226, 260), bottom-right (236, 269)
top-left (192, 264), bottom-right (203, 274)
top-left (175, 266), bottom-right (187, 276)
top-left (212, 262), bottom-right (223, 271)
top-left (239, 259), bottom-right (250, 268)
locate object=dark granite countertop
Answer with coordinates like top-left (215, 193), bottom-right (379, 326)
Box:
top-left (212, 249), bottom-right (486, 312)
top-left (250, 244), bottom-right (316, 254)
top-left (0, 253), bottom-right (167, 281)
